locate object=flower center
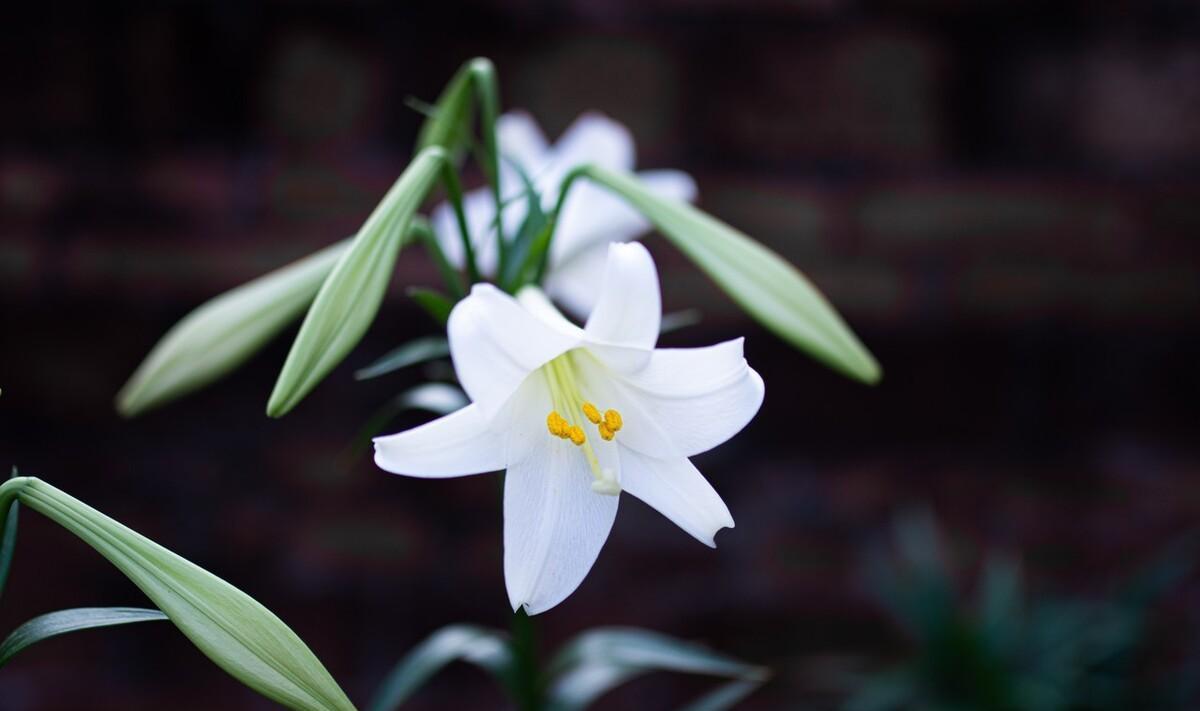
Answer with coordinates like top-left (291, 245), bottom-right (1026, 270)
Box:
top-left (541, 352), bottom-right (623, 495)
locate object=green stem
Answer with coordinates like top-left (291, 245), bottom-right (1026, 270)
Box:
top-left (0, 475), bottom-right (23, 603)
top-left (438, 162), bottom-right (480, 285)
top-left (410, 218), bottom-right (465, 299)
top-left (532, 167), bottom-right (587, 284)
top-left (510, 609), bottom-right (541, 711)
top-left (468, 59), bottom-right (505, 268)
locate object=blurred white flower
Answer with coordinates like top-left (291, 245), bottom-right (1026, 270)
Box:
top-left (374, 242), bottom-right (763, 615)
top-left (430, 111), bottom-right (697, 316)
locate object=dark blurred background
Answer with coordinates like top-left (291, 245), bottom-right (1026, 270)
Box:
top-left (2, 1), bottom-right (1200, 709)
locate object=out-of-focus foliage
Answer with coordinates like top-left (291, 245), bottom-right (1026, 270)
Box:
top-left (848, 512), bottom-right (1197, 711)
top-left (369, 617), bottom-right (768, 711)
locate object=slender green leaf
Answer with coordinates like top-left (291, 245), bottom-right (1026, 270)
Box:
top-left (571, 165), bottom-right (881, 385)
top-left (354, 337), bottom-right (451, 381)
top-left (407, 287), bottom-right (455, 326)
top-left (499, 161), bottom-right (550, 291)
top-left (0, 468), bottom-right (17, 603)
top-left (409, 217), bottom-right (464, 298)
top-left (677, 679), bottom-right (763, 711)
top-left (268, 147), bottom-right (447, 417)
top-left (0, 607), bottom-right (167, 667)
top-left (0, 477), bottom-right (355, 711)
top-left (116, 240), bottom-right (350, 417)
top-left (367, 625), bottom-right (514, 711)
top-left (544, 628), bottom-right (768, 711)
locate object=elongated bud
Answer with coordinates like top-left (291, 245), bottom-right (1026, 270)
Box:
top-left (267, 147), bottom-right (448, 417)
top-left (116, 240), bottom-right (349, 418)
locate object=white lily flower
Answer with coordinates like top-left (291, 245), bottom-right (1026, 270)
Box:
top-left (374, 242), bottom-right (764, 615)
top-left (430, 111), bottom-right (698, 316)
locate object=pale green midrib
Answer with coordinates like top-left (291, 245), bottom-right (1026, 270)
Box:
top-left (21, 485), bottom-right (337, 711)
top-left (1, 478), bottom-right (352, 711)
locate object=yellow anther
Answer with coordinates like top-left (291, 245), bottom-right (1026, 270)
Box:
top-left (546, 411), bottom-right (569, 438)
top-left (598, 423), bottom-right (615, 441)
top-left (567, 425), bottom-right (586, 446)
top-left (582, 402), bottom-right (602, 424)
top-left (603, 409), bottom-right (623, 432)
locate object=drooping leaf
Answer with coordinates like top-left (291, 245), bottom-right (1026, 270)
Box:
top-left (367, 625), bottom-right (514, 711)
top-left (544, 627), bottom-right (768, 711)
top-left (0, 467), bottom-right (17, 603)
top-left (572, 165), bottom-right (881, 385)
top-left (116, 239), bottom-right (350, 417)
top-left (354, 337), bottom-right (451, 381)
top-left (0, 477), bottom-right (355, 711)
top-left (407, 287), bottom-right (456, 326)
top-left (268, 147), bottom-right (447, 417)
top-left (0, 607), bottom-right (167, 667)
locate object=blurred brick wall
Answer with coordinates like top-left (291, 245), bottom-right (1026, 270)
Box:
top-left (1, 1), bottom-right (1199, 709)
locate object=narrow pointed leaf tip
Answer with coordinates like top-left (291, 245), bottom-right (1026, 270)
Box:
top-left (577, 165), bottom-right (881, 385)
top-left (116, 240), bottom-right (350, 417)
top-left (0, 477), bottom-right (355, 711)
top-left (268, 147), bottom-right (448, 417)
top-left (0, 607), bottom-right (167, 668)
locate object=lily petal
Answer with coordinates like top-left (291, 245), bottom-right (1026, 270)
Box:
top-left (504, 444), bottom-right (619, 615)
top-left (619, 339), bottom-right (765, 457)
top-left (548, 112), bottom-right (636, 177)
top-left (619, 449), bottom-right (734, 547)
top-left (374, 404), bottom-right (504, 477)
top-left (543, 241), bottom-right (609, 319)
top-left (449, 285), bottom-right (580, 420)
top-left (584, 242), bottom-right (661, 363)
top-left (497, 111), bottom-right (551, 171)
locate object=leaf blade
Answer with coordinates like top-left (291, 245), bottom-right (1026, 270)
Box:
top-left (0, 607), bottom-right (167, 667)
top-left (576, 165), bottom-right (881, 384)
top-left (545, 627), bottom-right (767, 711)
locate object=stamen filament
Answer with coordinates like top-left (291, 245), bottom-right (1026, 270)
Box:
top-left (543, 353), bottom-right (605, 483)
